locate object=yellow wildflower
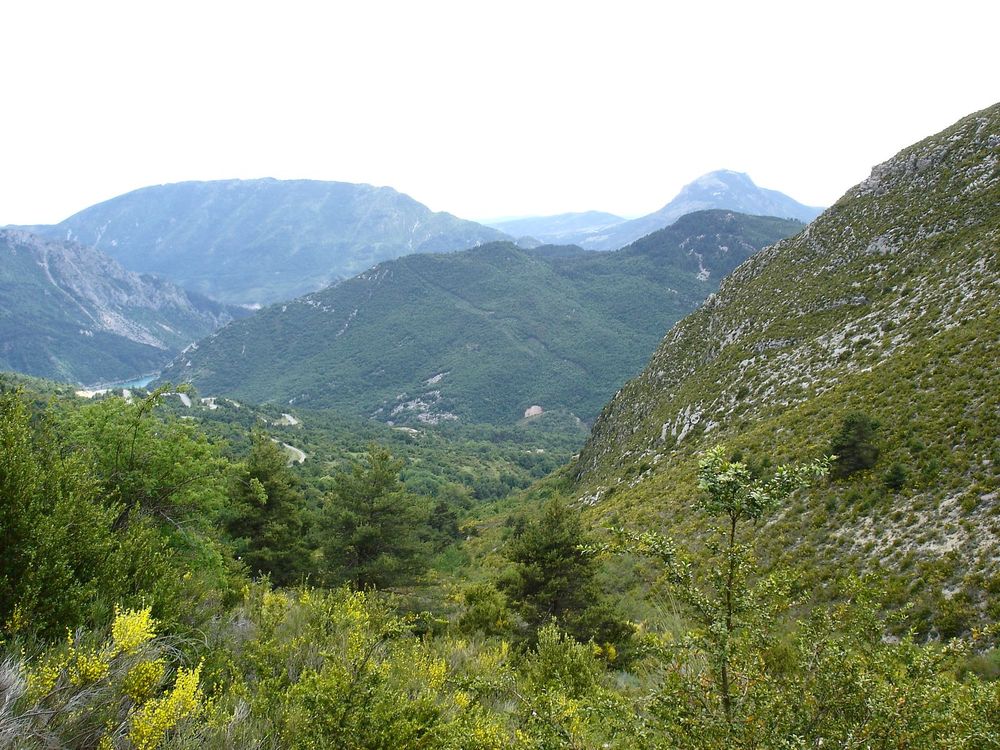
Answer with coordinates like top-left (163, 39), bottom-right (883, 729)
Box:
top-left (5, 604), bottom-right (27, 634)
top-left (129, 661), bottom-right (203, 750)
top-left (69, 649), bottom-right (110, 685)
top-left (123, 658), bottom-right (167, 702)
top-left (426, 656), bottom-right (447, 691)
top-left (27, 659), bottom-right (62, 698)
top-left (112, 606), bottom-right (156, 655)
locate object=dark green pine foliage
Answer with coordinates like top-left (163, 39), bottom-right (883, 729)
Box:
top-left (425, 482), bottom-right (472, 549)
top-left (320, 445), bottom-right (429, 589)
top-left (427, 498), bottom-right (461, 548)
top-left (830, 411), bottom-right (881, 479)
top-left (502, 498), bottom-right (631, 652)
top-left (227, 431), bottom-right (309, 586)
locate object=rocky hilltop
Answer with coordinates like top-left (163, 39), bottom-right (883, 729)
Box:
top-left (574, 104), bottom-right (1000, 625)
top-left (582, 170), bottom-right (823, 250)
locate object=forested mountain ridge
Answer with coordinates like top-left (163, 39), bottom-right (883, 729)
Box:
top-left (574, 103), bottom-right (1000, 622)
top-left (159, 211), bottom-right (804, 425)
top-left (0, 229), bottom-right (238, 383)
top-left (23, 178), bottom-right (511, 305)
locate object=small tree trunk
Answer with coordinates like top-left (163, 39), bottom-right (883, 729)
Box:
top-left (720, 512), bottom-right (738, 728)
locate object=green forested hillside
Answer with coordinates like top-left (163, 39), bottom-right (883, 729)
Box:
top-left (160, 211), bottom-right (803, 425)
top-left (149, 387), bottom-right (588, 503)
top-left (24, 179), bottom-right (511, 305)
top-left (0, 229), bottom-right (238, 384)
top-left (574, 103), bottom-right (1000, 631)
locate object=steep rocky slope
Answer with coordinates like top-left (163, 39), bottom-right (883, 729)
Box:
top-left (159, 211), bottom-right (803, 425)
top-left (574, 104), bottom-right (1000, 627)
top-left (0, 229), bottom-right (237, 383)
top-left (26, 179), bottom-right (510, 305)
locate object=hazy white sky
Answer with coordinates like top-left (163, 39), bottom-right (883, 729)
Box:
top-left (2, 1), bottom-right (997, 225)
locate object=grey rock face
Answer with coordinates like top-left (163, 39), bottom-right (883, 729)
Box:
top-left (0, 229), bottom-right (235, 383)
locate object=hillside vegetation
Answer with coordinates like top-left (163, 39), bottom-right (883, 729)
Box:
top-left (146, 385), bottom-right (589, 504)
top-left (575, 103), bottom-right (1000, 632)
top-left (160, 211), bottom-right (803, 425)
top-left (4, 97), bottom-right (1000, 750)
top-left (3, 376), bottom-right (998, 749)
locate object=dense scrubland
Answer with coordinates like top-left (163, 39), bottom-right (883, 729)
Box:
top-left (2, 380), bottom-right (998, 749)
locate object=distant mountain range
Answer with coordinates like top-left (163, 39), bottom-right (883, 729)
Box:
top-left (0, 229), bottom-right (239, 384)
top-left (13, 172), bottom-right (822, 310)
top-left (573, 104), bottom-right (1000, 613)
top-left (158, 211), bottom-right (804, 424)
top-left (24, 179), bottom-right (511, 305)
top-left (488, 211), bottom-right (625, 246)
top-left (489, 171), bottom-right (824, 250)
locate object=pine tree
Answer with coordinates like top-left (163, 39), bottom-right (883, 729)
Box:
top-left (228, 430), bottom-right (309, 585)
top-left (320, 445), bottom-right (429, 589)
top-left (502, 498), bottom-right (631, 652)
top-left (830, 411), bottom-right (880, 478)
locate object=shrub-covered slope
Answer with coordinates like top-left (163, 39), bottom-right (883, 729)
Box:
top-left (575, 104), bottom-right (1000, 614)
top-left (160, 211), bottom-right (803, 425)
top-left (25, 179), bottom-right (510, 305)
top-left (0, 229), bottom-right (237, 383)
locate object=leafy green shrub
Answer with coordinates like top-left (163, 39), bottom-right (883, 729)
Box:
top-left (0, 389), bottom-right (233, 640)
top-left (458, 583), bottom-right (516, 639)
top-left (884, 461), bottom-right (909, 491)
top-left (934, 590), bottom-right (976, 638)
top-left (960, 493), bottom-right (979, 514)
